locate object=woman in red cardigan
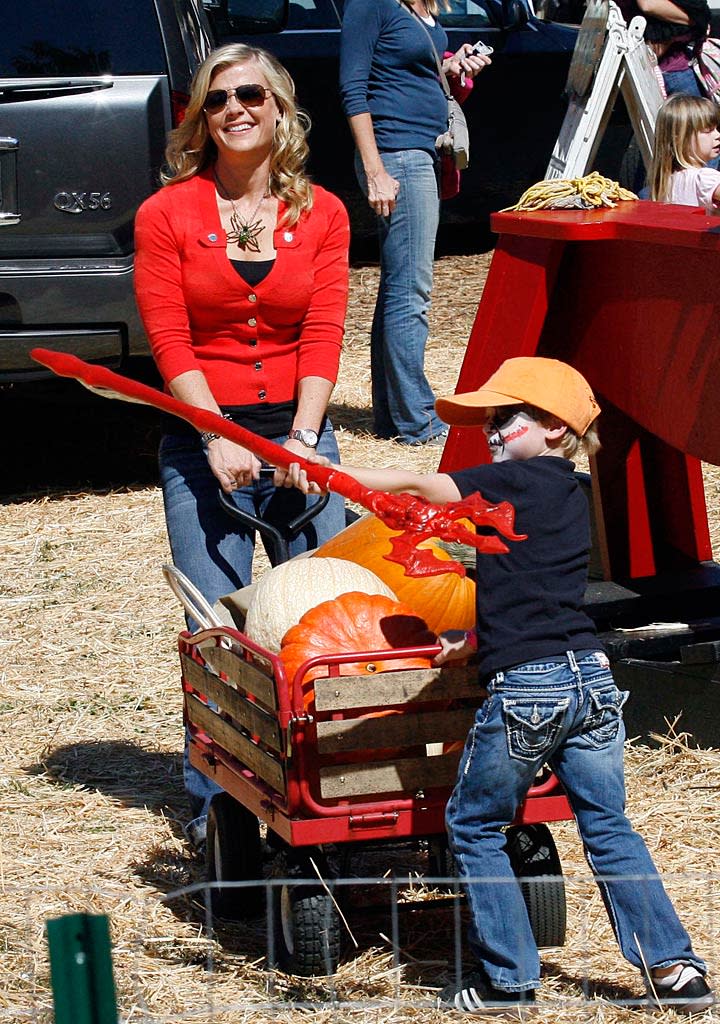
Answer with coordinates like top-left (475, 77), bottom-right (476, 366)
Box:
top-left (134, 43), bottom-right (349, 848)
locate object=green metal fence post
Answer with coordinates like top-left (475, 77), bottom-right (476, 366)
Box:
top-left (46, 913), bottom-right (118, 1024)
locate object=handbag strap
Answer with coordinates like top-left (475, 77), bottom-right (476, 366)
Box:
top-left (396, 0), bottom-right (453, 98)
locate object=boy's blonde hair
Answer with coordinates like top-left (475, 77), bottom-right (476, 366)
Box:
top-left (520, 405), bottom-right (600, 458)
top-left (650, 94), bottom-right (720, 202)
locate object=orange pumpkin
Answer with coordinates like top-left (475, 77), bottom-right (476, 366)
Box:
top-left (279, 591), bottom-right (436, 708)
top-left (280, 592), bottom-right (436, 764)
top-left (313, 514), bottom-right (476, 635)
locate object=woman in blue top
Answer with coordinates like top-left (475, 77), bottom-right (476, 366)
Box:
top-left (340, 0), bottom-right (490, 445)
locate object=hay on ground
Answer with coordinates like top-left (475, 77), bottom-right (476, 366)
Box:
top-left (1, 253), bottom-right (719, 1023)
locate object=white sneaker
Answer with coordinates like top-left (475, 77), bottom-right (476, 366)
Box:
top-left (647, 965), bottom-right (714, 1015)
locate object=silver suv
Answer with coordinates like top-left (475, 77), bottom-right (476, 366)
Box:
top-left (0, 0), bottom-right (214, 383)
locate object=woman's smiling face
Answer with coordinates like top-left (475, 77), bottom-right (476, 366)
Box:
top-left (205, 60), bottom-right (279, 162)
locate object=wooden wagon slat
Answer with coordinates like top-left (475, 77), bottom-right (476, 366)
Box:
top-left (313, 665), bottom-right (482, 711)
top-left (181, 655), bottom-right (283, 751)
top-left (186, 693), bottom-right (286, 795)
top-left (316, 708), bottom-right (475, 753)
top-left (194, 646), bottom-right (278, 710)
top-left (319, 754), bottom-right (461, 799)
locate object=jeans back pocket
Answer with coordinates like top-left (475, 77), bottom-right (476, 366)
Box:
top-left (582, 685), bottom-right (629, 748)
top-left (501, 697), bottom-right (570, 763)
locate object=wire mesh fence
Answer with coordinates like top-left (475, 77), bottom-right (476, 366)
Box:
top-left (3, 867), bottom-right (719, 1023)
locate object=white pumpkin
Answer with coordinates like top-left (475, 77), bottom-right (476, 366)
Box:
top-left (244, 557), bottom-right (397, 652)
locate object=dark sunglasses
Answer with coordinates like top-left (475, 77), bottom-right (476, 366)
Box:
top-left (489, 406), bottom-right (530, 431)
top-left (202, 84), bottom-right (272, 113)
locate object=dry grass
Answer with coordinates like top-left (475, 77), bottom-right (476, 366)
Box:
top-left (1, 252), bottom-right (719, 1023)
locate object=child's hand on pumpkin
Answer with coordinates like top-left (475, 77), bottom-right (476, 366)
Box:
top-left (434, 628), bottom-right (475, 665)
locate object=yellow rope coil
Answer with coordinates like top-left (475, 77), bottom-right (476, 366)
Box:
top-left (502, 171), bottom-right (638, 212)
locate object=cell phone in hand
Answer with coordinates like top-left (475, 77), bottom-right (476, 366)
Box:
top-left (470, 40), bottom-right (494, 57)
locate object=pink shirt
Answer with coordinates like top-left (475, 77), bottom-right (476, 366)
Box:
top-left (670, 166), bottom-right (720, 208)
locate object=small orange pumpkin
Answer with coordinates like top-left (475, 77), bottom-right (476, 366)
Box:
top-left (280, 592), bottom-right (436, 764)
top-left (279, 591), bottom-right (436, 708)
top-left (313, 514), bottom-right (476, 635)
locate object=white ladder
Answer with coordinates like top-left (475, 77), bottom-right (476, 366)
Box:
top-left (546, 0), bottom-right (665, 180)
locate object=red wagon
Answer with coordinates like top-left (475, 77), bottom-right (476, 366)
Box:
top-left (168, 514), bottom-right (574, 977)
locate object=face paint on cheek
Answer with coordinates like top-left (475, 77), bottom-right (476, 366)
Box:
top-left (487, 430), bottom-right (504, 450)
top-left (501, 424), bottom-right (530, 444)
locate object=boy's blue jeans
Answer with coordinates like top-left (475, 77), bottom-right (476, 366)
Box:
top-left (446, 650), bottom-right (705, 992)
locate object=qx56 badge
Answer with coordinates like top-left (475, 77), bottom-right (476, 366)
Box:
top-left (54, 191), bottom-right (113, 214)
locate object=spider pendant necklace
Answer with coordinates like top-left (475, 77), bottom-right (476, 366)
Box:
top-left (215, 172), bottom-right (270, 252)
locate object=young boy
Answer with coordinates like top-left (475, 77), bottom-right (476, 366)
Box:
top-left (290, 356), bottom-right (714, 1015)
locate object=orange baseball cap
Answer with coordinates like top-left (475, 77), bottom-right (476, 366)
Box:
top-left (435, 356), bottom-right (601, 435)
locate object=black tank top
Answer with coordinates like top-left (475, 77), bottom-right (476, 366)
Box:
top-left (230, 259), bottom-right (274, 286)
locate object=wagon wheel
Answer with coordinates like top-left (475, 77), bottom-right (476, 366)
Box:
top-left (206, 793), bottom-right (264, 920)
top-left (272, 884), bottom-right (342, 977)
top-left (271, 852), bottom-right (342, 977)
top-left (506, 823), bottom-right (566, 948)
top-left (427, 835), bottom-right (457, 882)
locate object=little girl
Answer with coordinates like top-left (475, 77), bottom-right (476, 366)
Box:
top-left (650, 93), bottom-right (720, 207)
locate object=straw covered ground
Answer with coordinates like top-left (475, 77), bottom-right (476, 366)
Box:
top-left (1, 253), bottom-right (720, 1023)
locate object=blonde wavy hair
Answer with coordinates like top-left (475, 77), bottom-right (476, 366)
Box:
top-left (558, 418), bottom-right (600, 459)
top-left (161, 43), bottom-right (312, 225)
top-left (650, 94), bottom-right (720, 202)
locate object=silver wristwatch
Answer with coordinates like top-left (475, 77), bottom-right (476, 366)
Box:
top-left (199, 412), bottom-right (233, 448)
top-left (289, 427), bottom-right (319, 449)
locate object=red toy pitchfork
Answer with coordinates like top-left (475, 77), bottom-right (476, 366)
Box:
top-left (31, 349), bottom-right (526, 577)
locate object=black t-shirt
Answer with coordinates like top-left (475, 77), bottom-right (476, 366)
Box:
top-left (450, 457), bottom-right (599, 678)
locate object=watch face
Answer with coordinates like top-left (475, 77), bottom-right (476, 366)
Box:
top-left (292, 428), bottom-right (318, 447)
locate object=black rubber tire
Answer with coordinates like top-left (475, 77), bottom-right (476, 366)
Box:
top-left (427, 835), bottom-right (456, 882)
top-left (205, 793), bottom-right (264, 920)
top-left (506, 823), bottom-right (566, 948)
top-left (273, 882), bottom-right (342, 976)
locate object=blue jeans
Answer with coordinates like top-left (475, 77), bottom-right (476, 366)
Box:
top-left (446, 651), bottom-right (705, 992)
top-left (355, 148), bottom-right (445, 444)
top-left (663, 67), bottom-right (702, 97)
top-left (159, 421), bottom-right (345, 831)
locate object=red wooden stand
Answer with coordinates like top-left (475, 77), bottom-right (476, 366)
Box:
top-left (440, 202), bottom-right (720, 582)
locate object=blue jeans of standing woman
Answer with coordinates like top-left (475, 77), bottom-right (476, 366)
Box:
top-left (355, 148), bottom-right (445, 444)
top-left (159, 421), bottom-right (345, 840)
top-left (663, 67), bottom-right (702, 97)
top-left (446, 650), bottom-right (705, 992)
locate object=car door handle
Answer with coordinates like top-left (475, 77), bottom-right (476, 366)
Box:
top-left (0, 137), bottom-right (20, 227)
top-left (0, 77), bottom-right (114, 100)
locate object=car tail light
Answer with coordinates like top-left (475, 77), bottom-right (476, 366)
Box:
top-left (171, 90), bottom-right (190, 126)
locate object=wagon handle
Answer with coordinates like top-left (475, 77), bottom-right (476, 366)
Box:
top-left (161, 564), bottom-right (224, 631)
top-left (215, 487), bottom-right (330, 565)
